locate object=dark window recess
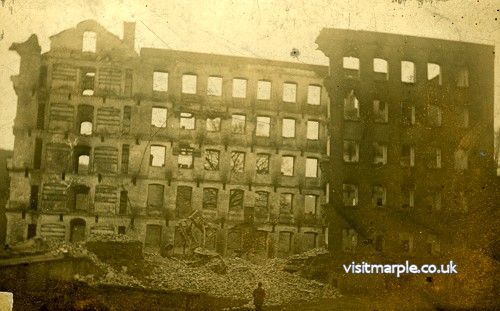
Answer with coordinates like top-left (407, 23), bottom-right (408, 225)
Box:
top-left (27, 224), bottom-right (37, 239)
top-left (123, 106), bottom-right (131, 134)
top-left (77, 105), bottom-right (94, 134)
top-left (124, 69), bottom-right (133, 97)
top-left (119, 190), bottom-right (128, 215)
top-left (229, 189), bottom-right (244, 211)
top-left (118, 226), bottom-right (126, 234)
top-left (81, 67), bottom-right (96, 95)
top-left (202, 188), bottom-right (218, 210)
top-left (36, 102), bottom-right (46, 130)
top-left (74, 145), bottom-right (91, 173)
top-left (176, 186), bottom-right (193, 218)
top-left (38, 65), bottom-right (47, 88)
top-left (34, 138), bottom-right (43, 169)
top-left (29, 185), bottom-right (39, 210)
top-left (121, 144), bottom-right (129, 174)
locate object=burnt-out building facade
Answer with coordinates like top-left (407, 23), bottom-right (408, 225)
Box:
top-left (316, 29), bottom-right (495, 260)
top-left (5, 20), bottom-right (331, 257)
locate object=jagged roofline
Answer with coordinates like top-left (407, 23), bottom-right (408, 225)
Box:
top-left (9, 34), bottom-right (41, 54)
top-left (49, 19), bottom-right (122, 41)
top-left (315, 27), bottom-right (494, 49)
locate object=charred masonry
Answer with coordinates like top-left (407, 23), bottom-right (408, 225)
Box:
top-left (4, 21), bottom-right (495, 259)
top-left (5, 21), bottom-right (330, 257)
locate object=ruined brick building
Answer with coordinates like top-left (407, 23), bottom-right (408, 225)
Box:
top-left (5, 20), bottom-right (330, 257)
top-left (316, 29), bottom-right (495, 261)
top-left (4, 21), bottom-right (496, 262)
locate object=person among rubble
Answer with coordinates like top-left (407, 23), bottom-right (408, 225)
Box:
top-left (253, 282), bottom-right (266, 311)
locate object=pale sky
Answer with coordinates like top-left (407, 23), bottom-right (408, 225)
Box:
top-left (0, 0), bottom-right (498, 150)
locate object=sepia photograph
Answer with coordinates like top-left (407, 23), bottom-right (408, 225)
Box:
top-left (0, 0), bottom-right (498, 310)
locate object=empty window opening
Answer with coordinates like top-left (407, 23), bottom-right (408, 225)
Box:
top-left (427, 63), bottom-right (442, 85)
top-left (153, 71), bottom-right (168, 92)
top-left (147, 184), bottom-right (164, 210)
top-left (27, 224), bottom-right (37, 239)
top-left (456, 68), bottom-right (469, 88)
top-left (203, 188), bottom-right (218, 209)
top-left (255, 191), bottom-right (269, 209)
top-left (343, 140), bottom-right (359, 163)
top-left (119, 190), bottom-right (128, 215)
top-left (206, 117), bottom-right (221, 132)
top-left (282, 82), bottom-right (297, 103)
top-left (232, 78), bottom-right (247, 98)
top-left (36, 102), bottom-right (46, 130)
top-left (373, 100), bottom-right (388, 123)
top-left (257, 80), bottom-right (271, 100)
top-left (34, 138), bottom-right (43, 169)
top-left (343, 184), bottom-right (358, 206)
top-left (454, 149), bottom-right (468, 170)
top-left (118, 226), bottom-right (126, 234)
top-left (256, 153), bottom-right (270, 175)
top-left (427, 235), bottom-right (440, 256)
top-left (124, 69), bottom-right (133, 97)
top-left (229, 189), bottom-right (244, 211)
top-left (373, 58), bottom-right (388, 79)
top-left (256, 116), bottom-right (271, 137)
top-left (399, 233), bottom-right (413, 253)
top-left (344, 90), bottom-right (360, 120)
top-left (431, 191), bottom-right (442, 211)
top-left (305, 158), bottom-right (318, 178)
top-left (343, 56), bottom-right (360, 79)
top-left (74, 146), bottom-right (90, 174)
top-left (401, 145), bottom-right (415, 167)
top-left (207, 76), bottom-right (223, 96)
top-left (372, 186), bottom-right (386, 207)
top-left (304, 194), bottom-right (317, 215)
top-left (231, 114), bottom-right (246, 134)
top-left (280, 193), bottom-right (293, 213)
top-left (151, 107), bottom-right (167, 128)
top-left (176, 185), bottom-right (193, 218)
top-left (150, 145), bottom-right (166, 167)
top-left (178, 148), bottom-right (194, 169)
top-left (307, 120), bottom-right (319, 140)
top-left (402, 188), bottom-right (415, 208)
top-left (401, 61), bottom-right (416, 83)
top-left (82, 31), bottom-right (97, 53)
top-left (80, 121), bottom-right (93, 135)
top-left (375, 235), bottom-right (384, 252)
top-left (281, 155), bottom-right (295, 176)
top-left (81, 68), bottom-right (96, 95)
top-left (77, 104), bottom-right (94, 135)
top-left (231, 151), bottom-right (246, 173)
top-left (342, 229), bottom-right (358, 252)
top-left (427, 148), bottom-right (442, 169)
top-left (70, 186), bottom-right (90, 211)
top-left (182, 74), bottom-right (197, 94)
top-left (307, 85), bottom-right (321, 105)
top-left (180, 112), bottom-right (195, 129)
top-left (30, 185), bottom-right (39, 211)
top-left (373, 142), bottom-right (387, 165)
top-left (123, 106), bottom-right (131, 133)
top-left (428, 105), bottom-right (442, 127)
top-left (282, 118), bottom-right (296, 138)
top-left (77, 155), bottom-right (90, 174)
top-left (121, 144), bottom-right (129, 174)
top-left (204, 149), bottom-right (220, 171)
top-left (401, 102), bottom-right (416, 125)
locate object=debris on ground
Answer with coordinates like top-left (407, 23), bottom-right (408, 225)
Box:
top-left (40, 239), bottom-right (340, 307)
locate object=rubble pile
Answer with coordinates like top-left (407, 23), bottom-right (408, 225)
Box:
top-left (42, 240), bottom-right (339, 306)
top-left (143, 254), bottom-right (340, 306)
